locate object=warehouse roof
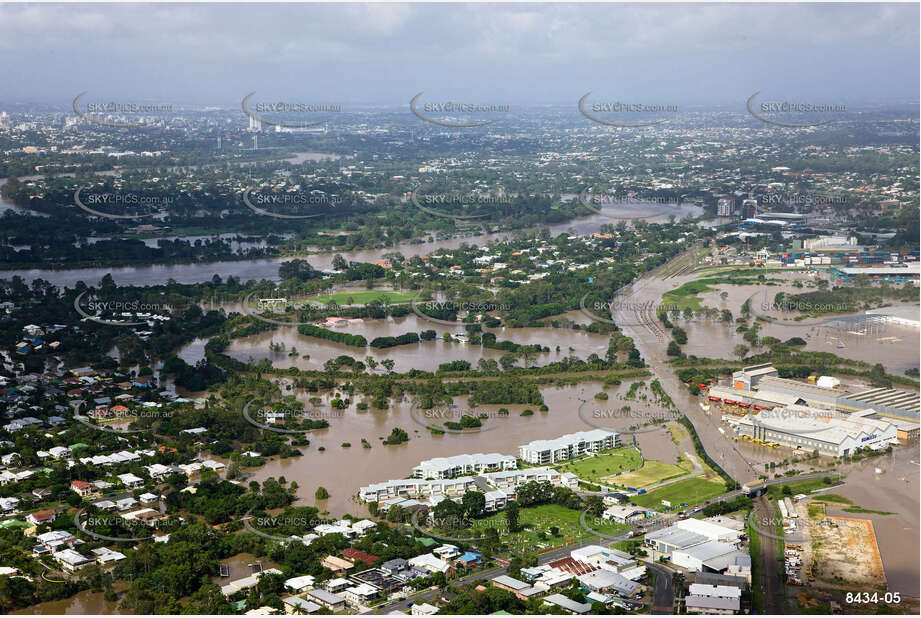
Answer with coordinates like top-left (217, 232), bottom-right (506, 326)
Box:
top-left (688, 583), bottom-right (742, 599)
top-left (676, 540), bottom-right (738, 562)
top-left (846, 388), bottom-right (920, 414)
top-left (645, 526), bottom-right (708, 549)
top-left (758, 376), bottom-right (848, 399)
top-left (685, 595), bottom-right (741, 611)
top-left (675, 518), bottom-right (744, 541)
top-left (741, 406), bottom-right (896, 444)
top-left (543, 594), bottom-right (593, 614)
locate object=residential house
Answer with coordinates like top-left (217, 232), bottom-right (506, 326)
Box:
top-left (411, 602), bottom-right (439, 615)
top-left (54, 548), bottom-right (93, 572)
top-left (27, 509), bottom-right (56, 526)
top-left (284, 575), bottom-right (316, 594)
top-left (282, 596), bottom-right (321, 615)
top-left (70, 480), bottom-right (97, 498)
top-left (407, 553), bottom-right (453, 576)
top-left (117, 472), bottom-right (144, 488)
top-left (305, 589), bottom-right (346, 612)
top-left (343, 583), bottom-right (378, 607)
top-left (324, 578), bottom-right (351, 593)
top-left (320, 555), bottom-right (354, 573)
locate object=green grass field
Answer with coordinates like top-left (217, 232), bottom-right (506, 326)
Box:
top-left (631, 477), bottom-right (726, 509)
top-left (613, 459), bottom-right (691, 489)
top-left (553, 449), bottom-right (644, 485)
top-left (310, 290), bottom-right (416, 305)
top-left (810, 493), bottom-right (852, 505)
top-left (661, 280), bottom-right (716, 311)
top-left (470, 504), bottom-right (629, 555)
top-left (765, 477), bottom-right (840, 500)
top-left (842, 506), bottom-right (894, 516)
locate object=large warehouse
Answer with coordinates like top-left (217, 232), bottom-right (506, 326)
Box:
top-left (736, 406), bottom-right (899, 456)
top-left (836, 388), bottom-right (921, 423)
top-left (710, 364), bottom-right (920, 423)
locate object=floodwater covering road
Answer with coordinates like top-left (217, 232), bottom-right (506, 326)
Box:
top-left (611, 261), bottom-right (762, 483)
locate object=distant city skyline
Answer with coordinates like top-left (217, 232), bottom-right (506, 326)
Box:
top-left (0, 2), bottom-right (917, 106)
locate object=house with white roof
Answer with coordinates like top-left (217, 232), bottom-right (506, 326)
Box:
top-left (350, 519), bottom-right (376, 535)
top-left (408, 553), bottom-right (452, 575)
top-left (92, 547), bottom-right (126, 564)
top-left (411, 602), bottom-right (439, 615)
top-left (343, 582), bottom-right (378, 607)
top-left (54, 548), bottom-right (93, 571)
top-left (117, 473), bottom-right (144, 488)
top-left (284, 574), bottom-right (315, 593)
top-left (37, 530), bottom-right (75, 550)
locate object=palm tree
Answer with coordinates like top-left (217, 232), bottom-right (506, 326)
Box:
top-left (673, 571), bottom-right (686, 595)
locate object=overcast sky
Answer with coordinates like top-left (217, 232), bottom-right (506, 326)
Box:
top-left (0, 2), bottom-right (917, 107)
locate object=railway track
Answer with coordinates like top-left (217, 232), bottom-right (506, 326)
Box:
top-left (642, 300), bottom-right (667, 341)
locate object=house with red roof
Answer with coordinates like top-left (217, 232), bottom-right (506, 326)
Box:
top-left (342, 548), bottom-right (380, 565)
top-left (27, 509), bottom-right (57, 525)
top-left (71, 480), bottom-right (97, 498)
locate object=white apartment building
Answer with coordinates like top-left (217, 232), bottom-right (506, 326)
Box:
top-left (480, 467), bottom-right (578, 490)
top-left (518, 429), bottom-right (618, 464)
top-left (359, 467), bottom-right (577, 503)
top-left (358, 476), bottom-right (479, 502)
top-left (412, 453), bottom-right (517, 479)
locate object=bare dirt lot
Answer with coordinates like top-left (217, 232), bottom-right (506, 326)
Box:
top-left (811, 514), bottom-right (887, 589)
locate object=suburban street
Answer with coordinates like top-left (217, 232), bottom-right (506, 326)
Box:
top-left (645, 562), bottom-right (675, 614)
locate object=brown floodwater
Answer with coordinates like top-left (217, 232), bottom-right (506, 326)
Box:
top-left (691, 274), bottom-right (920, 375)
top-left (12, 202), bottom-right (704, 288)
top-left (227, 380), bottom-right (675, 517)
top-left (212, 312), bottom-right (610, 374)
top-left (13, 583), bottom-right (128, 615)
top-left (614, 265), bottom-right (921, 598)
top-left (212, 552), bottom-right (279, 585)
top-left (822, 446), bottom-right (921, 597)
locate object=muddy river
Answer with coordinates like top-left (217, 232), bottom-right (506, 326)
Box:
top-left (7, 203), bottom-right (702, 288)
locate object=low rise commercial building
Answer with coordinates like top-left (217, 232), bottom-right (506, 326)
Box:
top-left (491, 575), bottom-right (531, 594)
top-left (644, 526), bottom-right (709, 559)
top-left (671, 540), bottom-right (740, 573)
top-left (601, 505), bottom-right (648, 525)
top-left (685, 583), bottom-right (742, 615)
top-left (674, 518), bottom-right (744, 544)
top-left (577, 569), bottom-right (640, 596)
top-left (543, 594), bottom-right (593, 614)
